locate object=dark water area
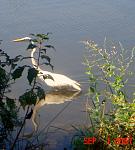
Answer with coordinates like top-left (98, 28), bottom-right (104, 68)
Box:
top-left (0, 0), bottom-right (135, 149)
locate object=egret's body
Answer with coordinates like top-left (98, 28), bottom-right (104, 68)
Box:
top-left (13, 37), bottom-right (81, 91)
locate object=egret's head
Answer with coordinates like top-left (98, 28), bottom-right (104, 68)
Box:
top-left (13, 37), bottom-right (32, 42)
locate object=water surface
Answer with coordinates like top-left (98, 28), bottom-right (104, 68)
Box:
top-left (0, 0), bottom-right (135, 149)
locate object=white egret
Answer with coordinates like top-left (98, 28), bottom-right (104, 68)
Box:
top-left (13, 37), bottom-right (81, 91)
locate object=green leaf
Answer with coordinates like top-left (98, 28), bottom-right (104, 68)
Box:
top-left (27, 43), bottom-right (37, 50)
top-left (44, 45), bottom-right (55, 51)
top-left (6, 97), bottom-right (16, 110)
top-left (41, 48), bottom-right (46, 54)
top-left (36, 34), bottom-right (49, 40)
top-left (36, 86), bottom-right (45, 100)
top-left (90, 87), bottom-right (95, 93)
top-left (1, 63), bottom-right (6, 67)
top-left (13, 55), bottom-right (22, 62)
top-left (43, 74), bottom-right (54, 81)
top-left (27, 68), bottom-right (38, 85)
top-left (11, 63), bottom-right (17, 69)
top-left (0, 67), bottom-right (6, 78)
top-left (12, 66), bottom-right (25, 80)
top-left (41, 55), bottom-right (51, 63)
top-left (19, 90), bottom-right (37, 108)
top-left (31, 39), bottom-right (38, 43)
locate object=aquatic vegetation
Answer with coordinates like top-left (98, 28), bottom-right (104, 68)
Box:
top-left (72, 39), bottom-right (135, 150)
top-left (0, 33), bottom-right (54, 149)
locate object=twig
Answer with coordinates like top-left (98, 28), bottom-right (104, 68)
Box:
top-left (11, 106), bottom-right (30, 150)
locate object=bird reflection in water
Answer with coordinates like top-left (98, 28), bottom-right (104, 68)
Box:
top-left (24, 89), bottom-right (81, 137)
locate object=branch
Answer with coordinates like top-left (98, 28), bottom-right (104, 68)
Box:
top-left (11, 106), bottom-right (30, 150)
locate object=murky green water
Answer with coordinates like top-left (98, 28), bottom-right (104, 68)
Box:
top-left (0, 0), bottom-right (135, 149)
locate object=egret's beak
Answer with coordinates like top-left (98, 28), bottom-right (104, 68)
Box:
top-left (13, 38), bottom-right (26, 42)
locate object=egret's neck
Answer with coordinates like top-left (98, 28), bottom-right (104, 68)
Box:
top-left (31, 48), bottom-right (49, 74)
top-left (31, 48), bottom-right (38, 69)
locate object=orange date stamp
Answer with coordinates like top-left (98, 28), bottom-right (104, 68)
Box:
top-left (84, 136), bottom-right (133, 145)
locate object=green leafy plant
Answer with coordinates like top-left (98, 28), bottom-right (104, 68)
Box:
top-left (73, 39), bottom-right (135, 150)
top-left (0, 33), bottom-right (54, 149)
